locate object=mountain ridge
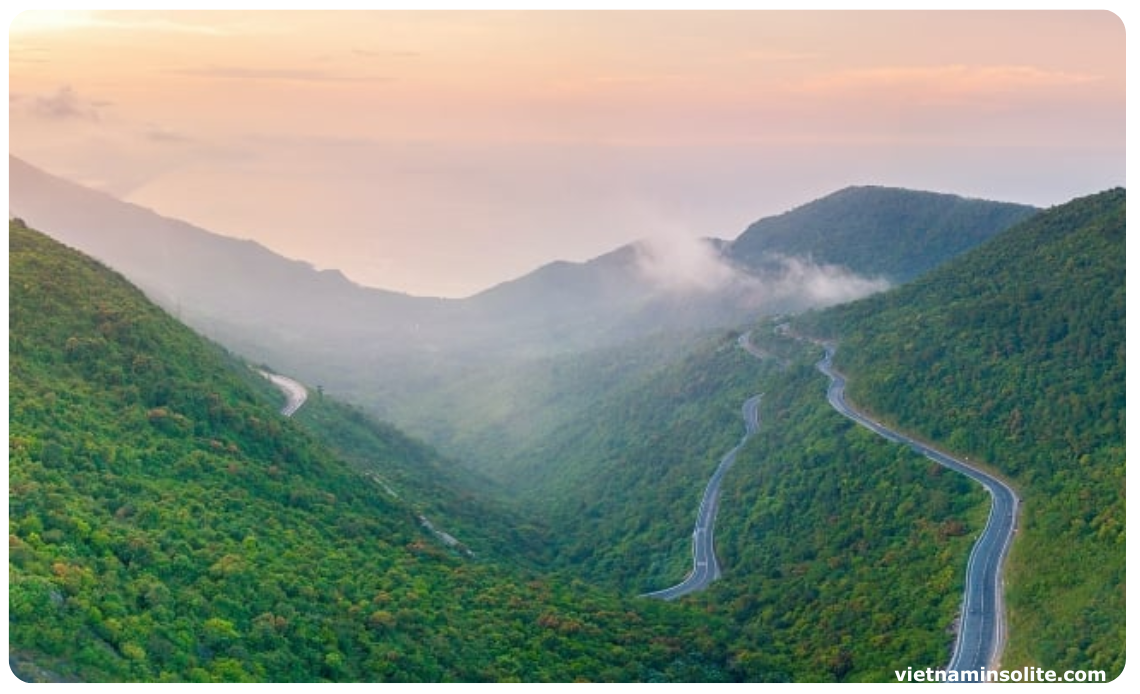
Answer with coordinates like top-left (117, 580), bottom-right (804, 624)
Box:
top-left (7, 154), bottom-right (1042, 456)
top-left (10, 155), bottom-right (1035, 339)
top-left (729, 184), bottom-right (1039, 283)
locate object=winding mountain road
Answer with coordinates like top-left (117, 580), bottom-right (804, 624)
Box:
top-left (642, 329), bottom-right (1017, 672)
top-left (643, 332), bottom-right (769, 600)
top-left (815, 344), bottom-right (1018, 672)
top-left (642, 391), bottom-right (763, 601)
top-left (259, 370), bottom-right (309, 417)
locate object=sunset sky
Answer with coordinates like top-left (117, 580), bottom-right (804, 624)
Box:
top-left (7, 8), bottom-right (1127, 297)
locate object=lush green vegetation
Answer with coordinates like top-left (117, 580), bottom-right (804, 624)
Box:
top-left (498, 323), bottom-right (990, 680)
top-left (9, 184), bottom-right (1119, 682)
top-left (710, 335), bottom-right (988, 680)
top-left (505, 333), bottom-right (766, 591)
top-left (436, 189), bottom-right (1119, 680)
top-left (728, 185), bottom-right (1038, 282)
top-left (9, 221), bottom-right (750, 682)
top-left (795, 188), bottom-right (1125, 677)
top-left (293, 392), bottom-right (554, 566)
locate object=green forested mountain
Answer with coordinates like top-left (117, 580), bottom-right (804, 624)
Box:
top-left (10, 169), bottom-right (1117, 683)
top-left (708, 340), bottom-right (989, 680)
top-left (487, 322), bottom-right (991, 680)
top-left (8, 221), bottom-right (752, 682)
top-left (461, 189), bottom-right (1122, 680)
top-left (728, 185), bottom-right (1038, 283)
top-left (6, 216), bottom-right (985, 682)
top-left (794, 188), bottom-right (1125, 676)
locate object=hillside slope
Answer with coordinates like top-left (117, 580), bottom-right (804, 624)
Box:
top-left (290, 393), bottom-right (555, 566)
top-left (482, 322), bottom-right (991, 680)
top-left (8, 221), bottom-right (750, 682)
top-left (728, 185), bottom-right (1038, 283)
top-left (709, 339), bottom-right (989, 680)
top-left (795, 188), bottom-right (1125, 676)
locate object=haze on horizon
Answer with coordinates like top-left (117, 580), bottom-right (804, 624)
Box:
top-left (7, 8), bottom-right (1125, 298)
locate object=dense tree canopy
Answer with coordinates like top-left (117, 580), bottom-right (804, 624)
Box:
top-left (728, 185), bottom-right (1038, 283)
top-left (795, 188), bottom-right (1125, 677)
top-left (9, 222), bottom-right (745, 682)
top-left (9, 185), bottom-right (1122, 682)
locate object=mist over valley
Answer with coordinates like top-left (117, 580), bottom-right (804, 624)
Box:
top-left (7, 153), bottom-right (1124, 685)
top-left (7, 9), bottom-right (1125, 685)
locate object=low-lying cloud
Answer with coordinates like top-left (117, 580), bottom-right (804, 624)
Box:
top-left (632, 233), bottom-right (737, 294)
top-left (758, 253), bottom-right (891, 309)
top-left (633, 232), bottom-right (890, 313)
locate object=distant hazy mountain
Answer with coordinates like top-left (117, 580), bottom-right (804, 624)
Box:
top-left (8, 155), bottom-right (452, 356)
top-left (8, 155), bottom-right (1035, 418)
top-left (461, 240), bottom-right (775, 355)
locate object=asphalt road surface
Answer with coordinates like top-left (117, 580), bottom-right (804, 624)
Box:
top-left (815, 344), bottom-right (1018, 672)
top-left (642, 393), bottom-right (762, 600)
top-left (259, 370), bottom-right (309, 417)
top-left (643, 331), bottom-right (773, 600)
top-left (643, 356), bottom-right (763, 602)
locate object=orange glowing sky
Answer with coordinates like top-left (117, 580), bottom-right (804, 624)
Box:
top-left (7, 9), bottom-right (1127, 297)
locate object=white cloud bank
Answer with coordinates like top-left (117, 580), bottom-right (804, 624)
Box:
top-left (633, 231), bottom-right (890, 312)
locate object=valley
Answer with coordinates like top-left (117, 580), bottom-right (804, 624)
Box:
top-left (7, 182), bottom-right (1124, 682)
top-left (8, 155), bottom-right (1039, 452)
top-left (8, 10), bottom-right (1124, 685)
